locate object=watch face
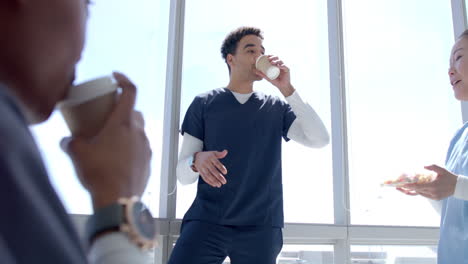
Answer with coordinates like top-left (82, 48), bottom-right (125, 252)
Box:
top-left (131, 202), bottom-right (156, 240)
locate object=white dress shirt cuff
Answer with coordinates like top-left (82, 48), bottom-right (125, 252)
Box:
top-left (88, 232), bottom-right (152, 264)
top-left (454, 175), bottom-right (468, 200)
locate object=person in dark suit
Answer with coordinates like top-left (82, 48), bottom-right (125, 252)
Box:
top-left (0, 0), bottom-right (154, 263)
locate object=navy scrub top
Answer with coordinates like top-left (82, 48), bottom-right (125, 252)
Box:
top-left (181, 88), bottom-right (296, 227)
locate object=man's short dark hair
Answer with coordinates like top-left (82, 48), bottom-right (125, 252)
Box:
top-left (221, 26), bottom-right (263, 73)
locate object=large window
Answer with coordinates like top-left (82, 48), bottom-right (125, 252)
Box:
top-left (31, 0), bottom-right (169, 215)
top-left (221, 245), bottom-right (334, 264)
top-left (33, 0), bottom-right (468, 263)
top-left (342, 0), bottom-right (460, 226)
top-left (176, 0), bottom-right (333, 224)
top-left (351, 245), bottom-right (437, 263)
top-left (279, 245), bottom-right (334, 264)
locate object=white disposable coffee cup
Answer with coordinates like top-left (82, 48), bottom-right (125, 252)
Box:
top-left (255, 55), bottom-right (280, 80)
top-left (57, 76), bottom-right (118, 138)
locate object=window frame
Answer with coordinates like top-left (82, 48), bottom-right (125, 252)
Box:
top-left (68, 0), bottom-right (468, 263)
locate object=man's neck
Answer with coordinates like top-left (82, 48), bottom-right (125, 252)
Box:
top-left (226, 78), bottom-right (254, 94)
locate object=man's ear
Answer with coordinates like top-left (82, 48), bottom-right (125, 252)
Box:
top-left (227, 54), bottom-right (235, 68)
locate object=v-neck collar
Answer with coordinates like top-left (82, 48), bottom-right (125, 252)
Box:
top-left (224, 87), bottom-right (256, 105)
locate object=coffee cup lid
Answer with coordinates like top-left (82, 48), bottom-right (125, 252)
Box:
top-left (57, 76), bottom-right (118, 108)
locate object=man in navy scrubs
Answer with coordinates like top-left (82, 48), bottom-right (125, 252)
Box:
top-left (168, 26), bottom-right (330, 264)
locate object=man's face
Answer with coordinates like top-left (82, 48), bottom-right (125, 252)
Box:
top-left (228, 34), bottom-right (265, 81)
top-left (3, 0), bottom-right (89, 123)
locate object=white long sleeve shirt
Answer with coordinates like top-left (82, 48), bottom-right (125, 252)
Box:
top-left (176, 90), bottom-right (330, 185)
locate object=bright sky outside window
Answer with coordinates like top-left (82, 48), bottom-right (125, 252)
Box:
top-left (32, 0), bottom-right (169, 215)
top-left (342, 0), bottom-right (459, 226)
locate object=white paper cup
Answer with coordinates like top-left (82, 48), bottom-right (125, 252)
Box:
top-left (255, 55), bottom-right (280, 80)
top-left (57, 76), bottom-right (118, 138)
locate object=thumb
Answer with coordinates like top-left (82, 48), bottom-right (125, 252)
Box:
top-left (424, 164), bottom-right (445, 175)
top-left (108, 71), bottom-right (137, 125)
top-left (215, 149), bottom-right (228, 159)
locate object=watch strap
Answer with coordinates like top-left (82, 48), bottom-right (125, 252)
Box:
top-left (85, 202), bottom-right (124, 244)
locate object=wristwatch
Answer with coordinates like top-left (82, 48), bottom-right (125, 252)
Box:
top-left (85, 196), bottom-right (156, 249)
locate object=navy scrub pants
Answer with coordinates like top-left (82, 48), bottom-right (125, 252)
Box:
top-left (167, 220), bottom-right (283, 264)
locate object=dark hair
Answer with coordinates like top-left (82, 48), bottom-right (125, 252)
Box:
top-left (220, 26), bottom-right (263, 73)
top-left (459, 29), bottom-right (468, 39)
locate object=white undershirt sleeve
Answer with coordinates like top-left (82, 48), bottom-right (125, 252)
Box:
top-left (425, 175), bottom-right (468, 215)
top-left (285, 91), bottom-right (330, 148)
top-left (88, 232), bottom-right (152, 264)
top-left (176, 133), bottom-right (203, 185)
top-left (454, 174), bottom-right (468, 200)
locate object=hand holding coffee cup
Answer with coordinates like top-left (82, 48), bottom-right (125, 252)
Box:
top-left (59, 72), bottom-right (152, 210)
top-left (57, 76), bottom-right (118, 138)
top-left (255, 55), bottom-right (281, 80)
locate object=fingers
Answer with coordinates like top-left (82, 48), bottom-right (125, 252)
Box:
top-left (267, 55), bottom-right (279, 63)
top-left (396, 187), bottom-right (437, 200)
top-left (402, 181), bottom-right (435, 192)
top-left (400, 182), bottom-right (418, 189)
top-left (212, 159), bottom-right (228, 175)
top-left (417, 191), bottom-right (437, 200)
top-left (133, 111), bottom-right (145, 129)
top-left (196, 150), bottom-right (229, 188)
top-left (424, 164), bottom-right (445, 174)
top-left (199, 160), bottom-right (227, 188)
top-left (268, 55), bottom-right (288, 69)
top-left (207, 165), bottom-right (227, 185)
top-left (396, 187), bottom-right (419, 196)
top-left (278, 65), bottom-right (290, 74)
top-left (109, 72), bottom-right (137, 124)
top-left (200, 168), bottom-right (225, 188)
